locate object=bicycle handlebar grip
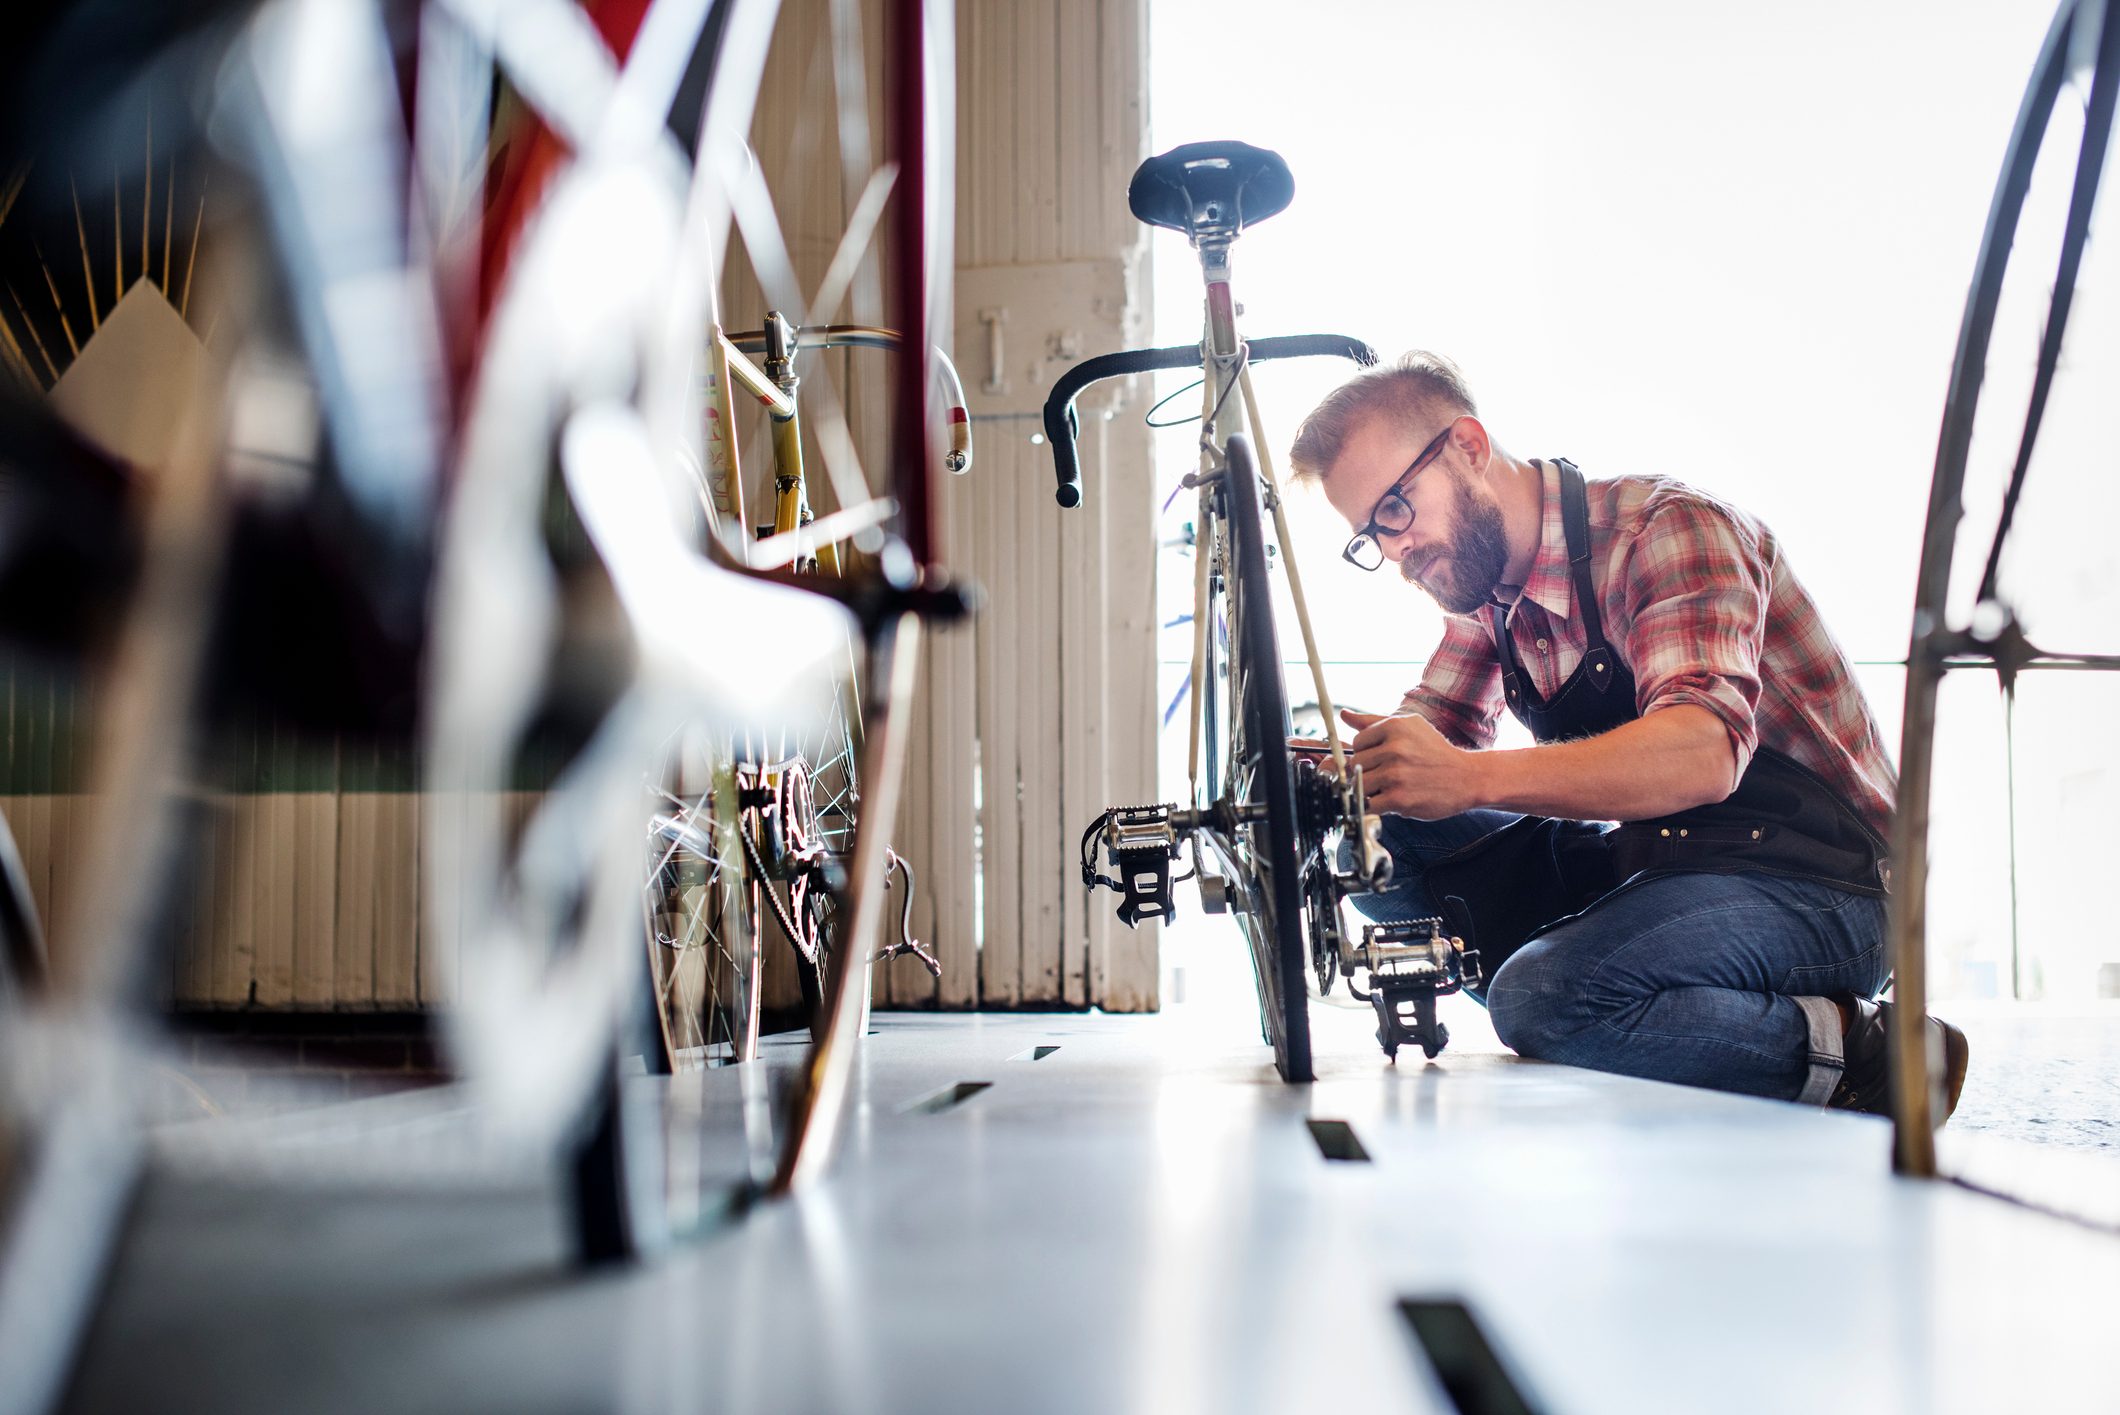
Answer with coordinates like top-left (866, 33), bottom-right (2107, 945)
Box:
top-left (1043, 344), bottom-right (1223, 508)
top-left (1051, 407), bottom-right (1084, 507)
top-left (1041, 335), bottom-right (1378, 509)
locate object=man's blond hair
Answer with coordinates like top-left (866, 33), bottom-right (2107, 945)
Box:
top-left (1287, 350), bottom-right (1478, 484)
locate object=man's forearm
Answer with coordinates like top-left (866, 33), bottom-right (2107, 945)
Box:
top-left (1468, 705), bottom-right (1740, 821)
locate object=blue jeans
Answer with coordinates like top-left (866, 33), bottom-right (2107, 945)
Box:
top-left (1353, 811), bottom-right (1890, 1104)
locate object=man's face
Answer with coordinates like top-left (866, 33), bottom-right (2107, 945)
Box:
top-left (1323, 414), bottom-right (1511, 615)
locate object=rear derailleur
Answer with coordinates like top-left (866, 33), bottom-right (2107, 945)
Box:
top-left (1290, 761), bottom-right (1479, 1060)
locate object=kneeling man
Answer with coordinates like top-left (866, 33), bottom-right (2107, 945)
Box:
top-left (1289, 352), bottom-right (1967, 1119)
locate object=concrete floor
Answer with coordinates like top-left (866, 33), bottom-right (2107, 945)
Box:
top-left (61, 1005), bottom-right (2120, 1415)
top-left (1939, 1005), bottom-right (2120, 1152)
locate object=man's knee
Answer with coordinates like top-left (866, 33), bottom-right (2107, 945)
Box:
top-left (1486, 940), bottom-right (1599, 1060)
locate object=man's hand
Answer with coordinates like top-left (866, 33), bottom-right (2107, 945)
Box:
top-left (1340, 709), bottom-right (1483, 819)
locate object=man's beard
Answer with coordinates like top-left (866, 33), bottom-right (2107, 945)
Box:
top-left (1400, 473), bottom-right (1510, 615)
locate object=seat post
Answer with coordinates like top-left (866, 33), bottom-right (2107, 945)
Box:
top-left (1200, 235), bottom-right (1239, 359)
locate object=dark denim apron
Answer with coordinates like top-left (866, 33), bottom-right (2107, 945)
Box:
top-left (1420, 460), bottom-right (1889, 973)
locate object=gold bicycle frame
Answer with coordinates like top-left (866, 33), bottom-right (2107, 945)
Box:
top-left (684, 318), bottom-right (860, 1068)
top-left (706, 317), bottom-right (909, 575)
top-left (678, 314), bottom-right (945, 1075)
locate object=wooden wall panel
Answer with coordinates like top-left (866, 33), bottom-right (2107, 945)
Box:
top-left (219, 791), bottom-right (256, 1007)
top-left (182, 793), bottom-right (218, 1004)
top-left (970, 430), bottom-right (1022, 1005)
top-left (731, 0), bottom-right (1154, 1012)
top-left (256, 727), bottom-right (298, 1006)
top-left (924, 0), bottom-right (1156, 1011)
top-left (332, 787), bottom-right (379, 1008)
top-left (931, 489), bottom-right (980, 1011)
top-left (1087, 406), bottom-right (1160, 1012)
top-left (291, 791), bottom-right (338, 1005)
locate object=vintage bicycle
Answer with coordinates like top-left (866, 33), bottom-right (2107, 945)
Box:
top-left (642, 313), bottom-right (970, 1075)
top-left (0, 22), bottom-right (966, 1414)
top-left (427, 0), bottom-right (972, 1258)
top-left (1046, 141), bottom-right (1477, 1081)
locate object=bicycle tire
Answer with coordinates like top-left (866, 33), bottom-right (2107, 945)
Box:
top-left (430, 0), bottom-right (951, 1244)
top-left (643, 730), bottom-right (751, 1071)
top-left (1887, 0), bottom-right (2114, 1168)
top-left (641, 569), bottom-right (868, 1067)
top-left (1216, 435), bottom-right (1313, 1083)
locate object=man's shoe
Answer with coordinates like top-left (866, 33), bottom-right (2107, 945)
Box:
top-left (1826, 996), bottom-right (1970, 1126)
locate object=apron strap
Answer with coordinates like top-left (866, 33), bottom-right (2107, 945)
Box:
top-left (1489, 601), bottom-right (1528, 717)
top-left (1553, 458), bottom-right (1620, 694)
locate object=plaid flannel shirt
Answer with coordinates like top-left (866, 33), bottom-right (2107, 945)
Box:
top-left (1399, 460), bottom-right (1897, 839)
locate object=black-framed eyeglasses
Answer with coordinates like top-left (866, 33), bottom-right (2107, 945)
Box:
top-left (1342, 425), bottom-right (1452, 571)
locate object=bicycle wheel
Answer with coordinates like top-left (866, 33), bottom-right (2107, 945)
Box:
top-left (431, 0), bottom-right (951, 1246)
top-left (741, 644), bottom-right (864, 1032)
top-left (428, 0), bottom-right (862, 1254)
top-left (1215, 435), bottom-right (1313, 1083)
top-left (643, 728), bottom-right (753, 1070)
top-left (642, 595), bottom-right (865, 1065)
top-left (1888, 0), bottom-right (2119, 1169)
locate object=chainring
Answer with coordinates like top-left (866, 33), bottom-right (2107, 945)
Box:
top-left (1292, 757), bottom-right (1345, 994)
top-left (1303, 858), bottom-right (1340, 994)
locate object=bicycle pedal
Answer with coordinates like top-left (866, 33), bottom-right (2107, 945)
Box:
top-left (1369, 972), bottom-right (1451, 1061)
top-left (1354, 921), bottom-right (1482, 1061)
top-left (1082, 804), bottom-right (1181, 928)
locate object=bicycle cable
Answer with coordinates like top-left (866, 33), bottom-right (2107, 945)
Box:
top-left (1193, 342), bottom-right (1251, 470)
top-left (1144, 376), bottom-right (1207, 428)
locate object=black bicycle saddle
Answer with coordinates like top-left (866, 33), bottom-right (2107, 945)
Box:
top-left (1127, 140), bottom-right (1294, 239)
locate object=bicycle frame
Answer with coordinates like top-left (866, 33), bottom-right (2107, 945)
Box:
top-left (1192, 238), bottom-right (1349, 798)
top-left (705, 320), bottom-right (968, 572)
top-left (669, 318), bottom-right (963, 1054)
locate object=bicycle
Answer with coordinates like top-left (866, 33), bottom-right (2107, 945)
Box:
top-left (425, 0), bottom-right (973, 1258)
top-left (0, 33), bottom-right (961, 1410)
top-left (1045, 140), bottom-right (1466, 1084)
top-left (642, 314), bottom-right (967, 1073)
top-left (0, 0), bottom-right (466, 1399)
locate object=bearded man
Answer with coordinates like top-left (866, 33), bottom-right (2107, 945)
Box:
top-left (1288, 351), bottom-right (1968, 1119)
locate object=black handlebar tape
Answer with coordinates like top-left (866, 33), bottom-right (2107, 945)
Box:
top-left (1042, 334), bottom-right (1379, 508)
top-left (1043, 345), bottom-right (1201, 507)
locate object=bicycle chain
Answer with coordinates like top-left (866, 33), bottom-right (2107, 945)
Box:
top-left (736, 802), bottom-right (938, 979)
top-left (738, 807), bottom-right (824, 966)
